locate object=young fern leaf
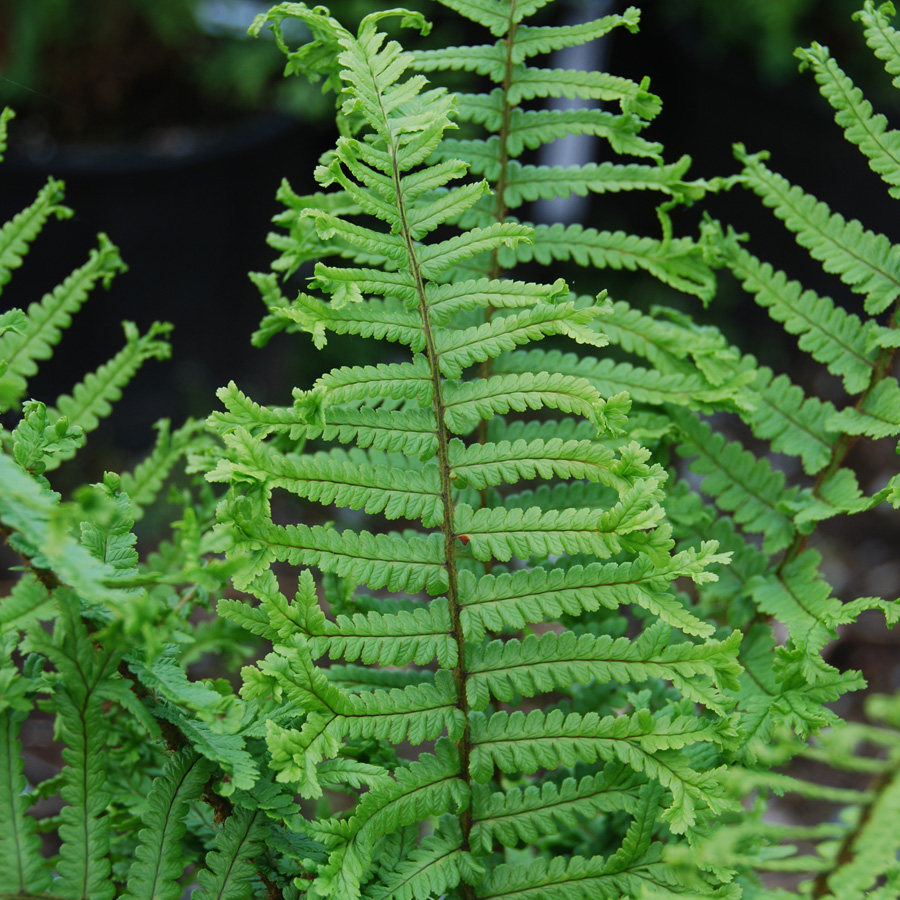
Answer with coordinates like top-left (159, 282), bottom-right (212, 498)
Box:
top-left (212, 4), bottom-right (738, 898)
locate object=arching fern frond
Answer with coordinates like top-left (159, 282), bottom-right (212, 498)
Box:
top-left (735, 143), bottom-right (900, 315)
top-left (207, 3), bottom-right (740, 898)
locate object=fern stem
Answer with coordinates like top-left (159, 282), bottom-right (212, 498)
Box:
top-left (810, 758), bottom-right (900, 898)
top-left (384, 110), bottom-right (475, 888)
top-left (775, 303), bottom-right (900, 580)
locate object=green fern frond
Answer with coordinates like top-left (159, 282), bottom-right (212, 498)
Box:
top-left (31, 592), bottom-right (120, 900)
top-left (797, 40), bottom-right (900, 198)
top-left (367, 817), bottom-right (468, 900)
top-left (735, 143), bottom-right (900, 314)
top-left (118, 418), bottom-right (207, 518)
top-left (193, 807), bottom-right (265, 900)
top-left (44, 321), bottom-right (171, 463)
top-left (855, 1), bottom-right (900, 90)
top-left (0, 176), bottom-right (72, 293)
top-left (210, 5), bottom-right (738, 897)
top-left (0, 107), bottom-right (13, 161)
top-left (0, 233), bottom-right (126, 410)
top-left (0, 708), bottom-right (52, 896)
top-left (706, 221), bottom-right (878, 394)
top-left (121, 749), bottom-right (215, 900)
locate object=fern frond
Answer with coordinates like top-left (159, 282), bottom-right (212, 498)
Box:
top-left (0, 233), bottom-right (126, 409)
top-left (855, 1), bottom-right (900, 92)
top-left (0, 107), bottom-right (13, 161)
top-left (706, 221), bottom-right (877, 394)
top-left (736, 144), bottom-right (900, 314)
top-left (33, 592), bottom-right (120, 900)
top-left (0, 708), bottom-right (52, 896)
top-left (121, 749), bottom-right (215, 900)
top-left (0, 176), bottom-right (72, 292)
top-left (118, 418), bottom-right (206, 518)
top-left (798, 40), bottom-right (900, 199)
top-left (193, 807), bottom-right (265, 900)
top-left (46, 320), bottom-right (172, 460)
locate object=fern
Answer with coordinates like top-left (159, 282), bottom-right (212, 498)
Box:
top-left (197, 6), bottom-right (748, 900)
